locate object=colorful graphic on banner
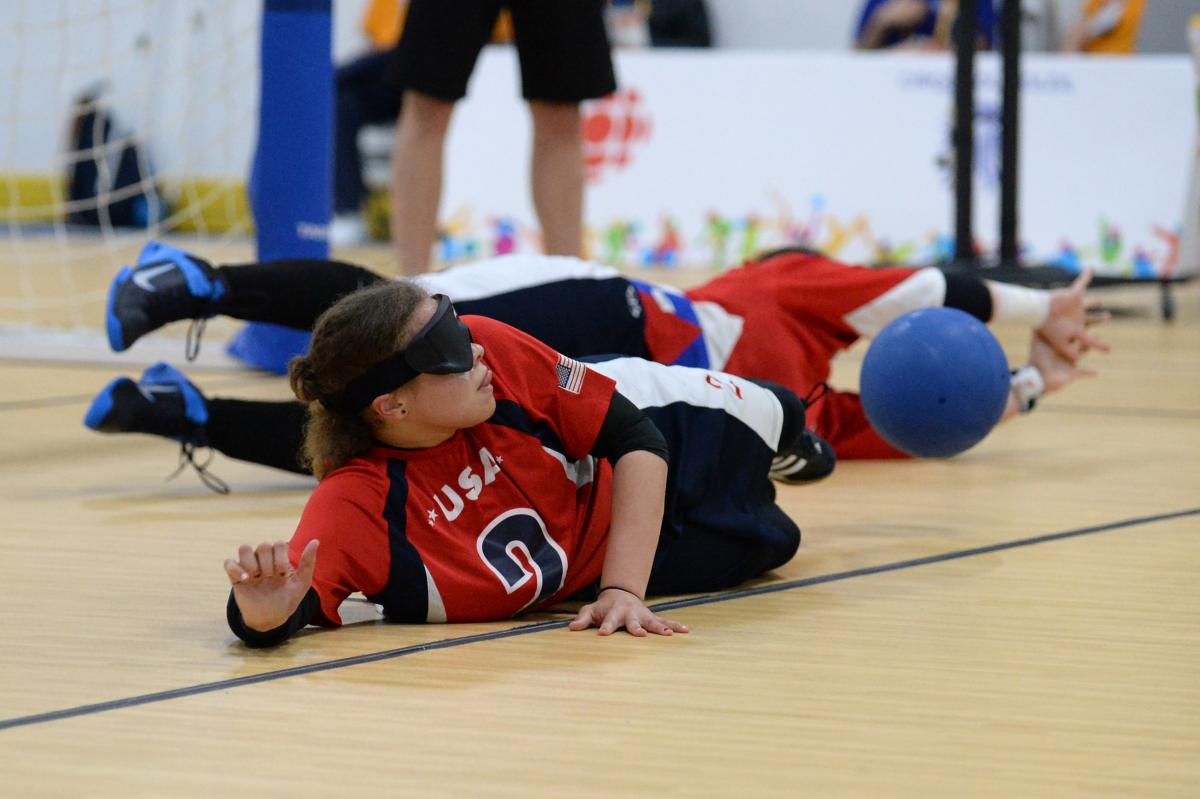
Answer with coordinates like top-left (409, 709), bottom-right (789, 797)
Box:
top-left (582, 88), bottom-right (652, 183)
top-left (439, 50), bottom-right (1194, 277)
top-left (433, 200), bottom-right (1184, 279)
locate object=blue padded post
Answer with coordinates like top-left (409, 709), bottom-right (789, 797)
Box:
top-left (228, 0), bottom-right (331, 374)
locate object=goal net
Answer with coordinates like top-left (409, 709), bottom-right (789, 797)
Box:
top-left (1182, 15), bottom-right (1200, 277)
top-left (0, 0), bottom-right (261, 362)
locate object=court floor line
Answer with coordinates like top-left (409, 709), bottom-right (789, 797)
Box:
top-left (1, 506), bottom-right (1196, 733)
top-left (0, 376), bottom-right (280, 412)
top-left (1042, 404), bottom-right (1200, 421)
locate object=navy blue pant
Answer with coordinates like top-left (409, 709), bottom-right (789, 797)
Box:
top-left (643, 400), bottom-right (801, 595)
top-left (582, 357), bottom-right (804, 596)
top-left (334, 49), bottom-right (402, 214)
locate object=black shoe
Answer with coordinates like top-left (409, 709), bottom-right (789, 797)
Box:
top-left (84, 362), bottom-right (228, 493)
top-left (106, 240), bottom-right (225, 356)
top-left (84, 361), bottom-right (208, 442)
top-left (770, 429), bottom-right (837, 484)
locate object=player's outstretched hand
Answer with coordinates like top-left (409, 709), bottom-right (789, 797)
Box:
top-left (224, 539), bottom-right (319, 632)
top-left (1029, 331), bottom-right (1097, 395)
top-left (568, 588), bottom-right (689, 637)
top-left (1040, 268), bottom-right (1111, 364)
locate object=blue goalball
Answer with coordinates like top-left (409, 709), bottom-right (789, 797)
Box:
top-left (860, 308), bottom-right (1011, 458)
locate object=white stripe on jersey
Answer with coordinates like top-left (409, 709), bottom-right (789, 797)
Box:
top-left (586, 358), bottom-right (785, 452)
top-left (842, 267), bottom-right (947, 338)
top-left (693, 300), bottom-right (744, 370)
top-left (415, 254), bottom-right (622, 301)
top-left (542, 448), bottom-right (597, 489)
top-left (424, 565), bottom-right (448, 623)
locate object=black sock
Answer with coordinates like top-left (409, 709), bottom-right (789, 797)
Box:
top-left (206, 399), bottom-right (311, 475)
top-left (747, 378), bottom-right (806, 454)
top-left (214, 260), bottom-right (387, 330)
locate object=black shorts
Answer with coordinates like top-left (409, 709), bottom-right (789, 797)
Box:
top-left (395, 0), bottom-right (617, 103)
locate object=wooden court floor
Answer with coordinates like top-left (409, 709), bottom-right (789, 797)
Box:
top-left (0, 251), bottom-right (1197, 796)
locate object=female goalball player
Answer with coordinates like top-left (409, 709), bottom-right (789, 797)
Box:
top-left (223, 279), bottom-right (818, 644)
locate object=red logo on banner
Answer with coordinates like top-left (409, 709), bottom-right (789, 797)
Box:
top-left (582, 88), bottom-right (651, 183)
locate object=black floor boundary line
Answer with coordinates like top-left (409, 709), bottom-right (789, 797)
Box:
top-left (648, 506), bottom-right (1200, 613)
top-left (2, 506), bottom-right (1196, 733)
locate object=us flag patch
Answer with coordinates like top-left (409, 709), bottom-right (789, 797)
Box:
top-left (556, 355), bottom-right (586, 394)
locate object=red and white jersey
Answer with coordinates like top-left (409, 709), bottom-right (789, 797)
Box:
top-left (289, 316), bottom-right (617, 627)
top-left (422, 251), bottom-right (958, 459)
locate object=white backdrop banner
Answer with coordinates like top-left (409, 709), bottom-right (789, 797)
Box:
top-left (440, 49), bottom-right (1195, 278)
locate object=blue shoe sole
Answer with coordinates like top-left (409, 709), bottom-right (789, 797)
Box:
top-left (83, 377), bottom-right (131, 430)
top-left (105, 267), bottom-right (134, 352)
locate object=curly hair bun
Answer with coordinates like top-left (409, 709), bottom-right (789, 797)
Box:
top-left (287, 356), bottom-right (322, 403)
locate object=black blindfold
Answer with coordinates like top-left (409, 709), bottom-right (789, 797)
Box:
top-left (320, 295), bottom-right (474, 415)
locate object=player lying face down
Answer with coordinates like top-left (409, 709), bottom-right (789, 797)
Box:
top-left (87, 243), bottom-right (1106, 490)
top-left (222, 281), bottom-right (819, 645)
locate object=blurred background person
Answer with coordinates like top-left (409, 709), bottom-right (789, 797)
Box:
top-left (647, 0), bottom-right (714, 47)
top-left (1062, 0), bottom-right (1146, 53)
top-left (331, 0), bottom-right (514, 247)
top-left (854, 0), bottom-right (998, 50)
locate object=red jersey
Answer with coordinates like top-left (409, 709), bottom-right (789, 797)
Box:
top-left (429, 252), bottom-right (938, 461)
top-left (289, 316), bottom-right (617, 626)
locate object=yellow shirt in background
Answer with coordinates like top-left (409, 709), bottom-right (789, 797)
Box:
top-left (363, 0), bottom-right (513, 50)
top-left (1077, 0), bottom-right (1145, 54)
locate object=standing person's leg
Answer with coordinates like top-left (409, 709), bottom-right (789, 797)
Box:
top-left (390, 0), bottom-right (501, 274)
top-left (509, 0), bottom-right (615, 256)
top-left (390, 91), bottom-right (454, 274)
top-left (528, 102), bottom-right (584, 256)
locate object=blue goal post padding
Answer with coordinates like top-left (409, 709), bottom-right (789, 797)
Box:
top-left (228, 0), bottom-right (331, 374)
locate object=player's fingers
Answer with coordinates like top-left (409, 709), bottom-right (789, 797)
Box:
top-left (1037, 330), bottom-right (1080, 364)
top-left (651, 614), bottom-right (688, 634)
top-left (295, 540), bottom-right (320, 584)
top-left (1080, 330), bottom-right (1111, 352)
top-left (1071, 267), bottom-right (1094, 293)
top-left (1048, 338), bottom-right (1081, 365)
top-left (598, 610), bottom-right (622, 636)
top-left (568, 605), bottom-right (596, 631)
top-left (255, 542), bottom-right (275, 579)
top-left (238, 545), bottom-right (260, 579)
top-left (272, 540), bottom-right (290, 577)
top-left (224, 559), bottom-right (249, 584)
top-left (625, 615), bottom-right (648, 638)
top-left (643, 616), bottom-right (673, 636)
